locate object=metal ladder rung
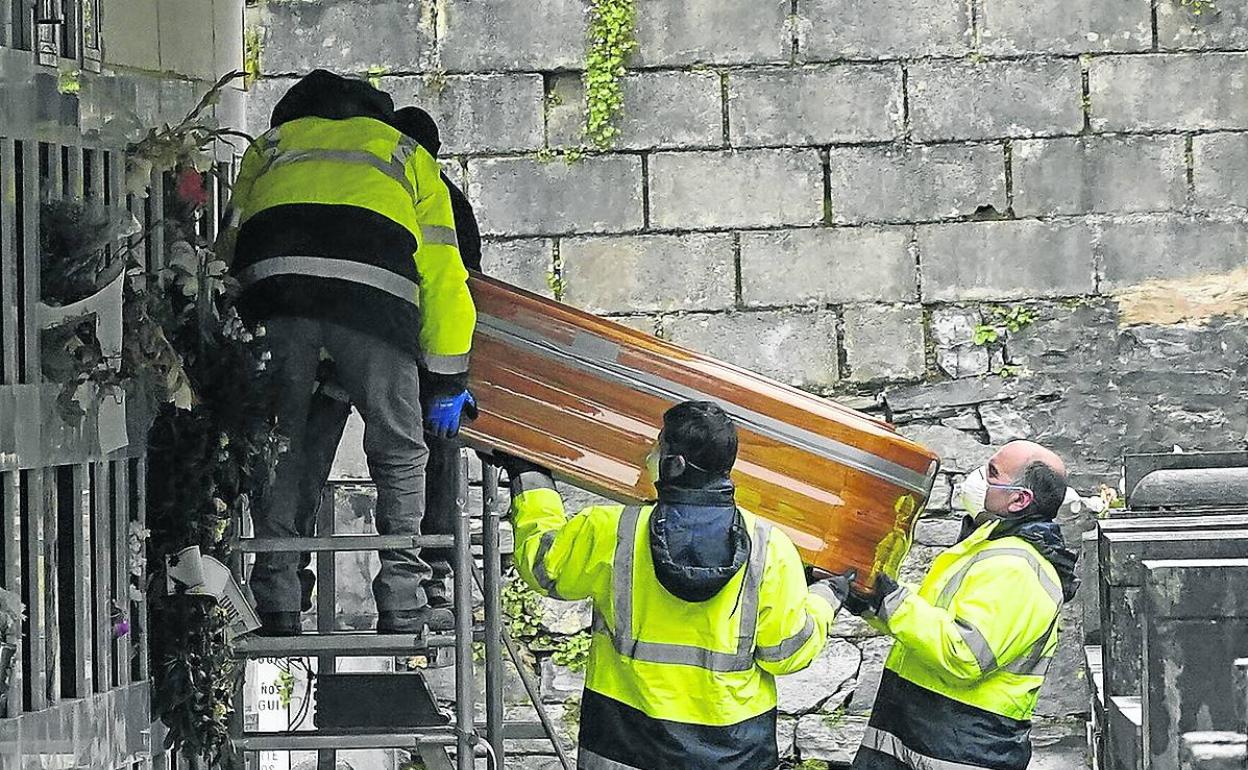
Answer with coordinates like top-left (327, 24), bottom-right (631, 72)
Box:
top-left (237, 720), bottom-right (551, 753)
top-left (234, 628), bottom-right (483, 657)
top-left (240, 534), bottom-right (462, 552)
top-left (236, 727), bottom-right (456, 751)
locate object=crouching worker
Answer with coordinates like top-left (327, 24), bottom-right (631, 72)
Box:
top-left (496, 401), bottom-right (851, 770)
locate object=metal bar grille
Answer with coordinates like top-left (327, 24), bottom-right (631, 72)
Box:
top-left (22, 468), bottom-right (48, 710)
top-left (0, 138), bottom-right (18, 385)
top-left (2, 471), bottom-right (22, 718)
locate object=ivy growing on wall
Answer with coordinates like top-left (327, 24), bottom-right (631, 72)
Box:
top-left (503, 572), bottom-right (592, 672)
top-left (583, 0), bottom-right (637, 150)
top-left (1179, 0), bottom-right (1216, 15)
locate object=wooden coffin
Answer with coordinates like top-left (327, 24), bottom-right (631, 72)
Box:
top-left (462, 274), bottom-right (940, 587)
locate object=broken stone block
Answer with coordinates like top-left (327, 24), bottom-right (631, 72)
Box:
top-left (540, 657), bottom-right (585, 703)
top-left (777, 639), bottom-right (861, 715)
top-left (536, 596), bottom-right (592, 636)
top-left (979, 401), bottom-right (1034, 443)
top-left (795, 712), bottom-right (869, 764)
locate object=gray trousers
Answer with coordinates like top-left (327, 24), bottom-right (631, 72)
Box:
top-left (250, 317), bottom-right (431, 613)
top-left (297, 379), bottom-right (460, 608)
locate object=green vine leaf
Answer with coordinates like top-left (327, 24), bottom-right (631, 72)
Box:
top-left (583, 0), bottom-right (637, 150)
top-left (1179, 0), bottom-right (1216, 15)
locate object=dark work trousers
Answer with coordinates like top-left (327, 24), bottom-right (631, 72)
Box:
top-left (297, 370), bottom-right (460, 610)
top-left (250, 317), bottom-right (431, 613)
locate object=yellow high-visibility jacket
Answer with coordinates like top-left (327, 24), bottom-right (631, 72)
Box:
top-left (226, 115), bottom-right (474, 375)
top-left (510, 472), bottom-right (836, 770)
top-left (855, 518), bottom-right (1070, 770)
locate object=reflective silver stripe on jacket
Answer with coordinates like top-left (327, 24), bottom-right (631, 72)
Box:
top-left (1001, 614), bottom-right (1059, 677)
top-left (934, 545), bottom-right (1062, 678)
top-left (532, 530), bottom-right (565, 600)
top-left (861, 726), bottom-right (996, 770)
top-left (955, 619), bottom-right (999, 674)
top-left (877, 583), bottom-right (910, 624)
top-left (601, 506), bottom-right (770, 672)
top-left (754, 615), bottom-right (815, 662)
top-left (423, 351), bottom-right (471, 375)
top-left (260, 148), bottom-right (415, 198)
top-left (235, 256), bottom-right (419, 304)
top-left (935, 546), bottom-right (1063, 610)
top-left (422, 224), bottom-right (459, 247)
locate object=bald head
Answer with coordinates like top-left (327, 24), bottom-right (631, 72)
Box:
top-left (991, 440), bottom-right (1067, 480)
top-left (986, 440), bottom-right (1068, 520)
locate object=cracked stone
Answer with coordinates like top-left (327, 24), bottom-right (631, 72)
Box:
top-left (796, 713), bottom-right (870, 763)
top-left (847, 637), bottom-right (895, 715)
top-left (536, 596), bottom-right (592, 635)
top-left (979, 401), bottom-right (1034, 443)
top-left (777, 639), bottom-right (862, 715)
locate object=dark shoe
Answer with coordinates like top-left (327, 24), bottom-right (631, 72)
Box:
top-left (425, 590), bottom-right (452, 611)
top-left (377, 607), bottom-right (455, 634)
top-left (256, 611), bottom-right (302, 637)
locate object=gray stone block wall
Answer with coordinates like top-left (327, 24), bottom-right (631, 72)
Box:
top-left (251, 0), bottom-right (1248, 762)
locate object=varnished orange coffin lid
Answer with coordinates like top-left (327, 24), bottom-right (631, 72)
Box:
top-left (462, 274), bottom-right (940, 588)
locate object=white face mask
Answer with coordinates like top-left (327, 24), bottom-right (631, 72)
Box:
top-left (645, 444), bottom-right (661, 485)
top-left (955, 466), bottom-right (989, 516)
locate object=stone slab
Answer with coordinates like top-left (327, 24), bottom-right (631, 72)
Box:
top-left (1012, 135), bottom-right (1187, 216)
top-left (1089, 54), bottom-right (1248, 133)
top-left (480, 239), bottom-right (555, 298)
top-left (381, 74), bottom-right (545, 154)
top-left (1195, 133), bottom-right (1248, 210)
top-left (437, 0), bottom-right (586, 72)
top-left (547, 71), bottom-right (724, 152)
top-left (918, 220), bottom-right (1096, 301)
top-left (665, 309), bottom-right (840, 389)
top-left (909, 59), bottom-right (1084, 141)
top-left (467, 156), bottom-right (644, 236)
top-left (979, 0), bottom-right (1152, 54)
top-left (827, 143), bottom-right (1006, 223)
top-left (1098, 217), bottom-right (1248, 291)
top-left (648, 149), bottom-right (824, 229)
top-left (777, 639), bottom-right (861, 714)
top-left (847, 636), bottom-right (895, 715)
top-left (728, 65), bottom-right (904, 147)
top-left (560, 233), bottom-right (736, 314)
top-left (916, 516), bottom-right (965, 547)
top-left (842, 304), bottom-right (926, 382)
top-left (1142, 559), bottom-right (1248, 769)
top-left (739, 227), bottom-right (917, 306)
top-left (632, 0), bottom-right (791, 66)
top-left (798, 0), bottom-right (971, 58)
top-left (931, 307), bottom-right (992, 378)
top-left (795, 713), bottom-right (870, 763)
top-left (898, 424), bottom-right (996, 473)
top-left (260, 0), bottom-right (436, 75)
top-left (1159, 0), bottom-right (1248, 51)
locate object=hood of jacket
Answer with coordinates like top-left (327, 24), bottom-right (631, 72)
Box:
top-left (270, 69), bottom-right (395, 129)
top-left (648, 478), bottom-right (749, 603)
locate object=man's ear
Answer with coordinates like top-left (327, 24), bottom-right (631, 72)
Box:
top-left (1008, 489), bottom-right (1033, 513)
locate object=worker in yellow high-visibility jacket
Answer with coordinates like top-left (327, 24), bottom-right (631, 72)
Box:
top-left (844, 440), bottom-right (1080, 770)
top-left (223, 70), bottom-right (477, 637)
top-left (497, 401), bottom-right (850, 770)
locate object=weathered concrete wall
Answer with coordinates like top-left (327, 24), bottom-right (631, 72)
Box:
top-left (251, 0), bottom-right (1248, 765)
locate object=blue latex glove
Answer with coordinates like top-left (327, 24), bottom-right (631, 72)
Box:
top-left (424, 389), bottom-right (478, 438)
